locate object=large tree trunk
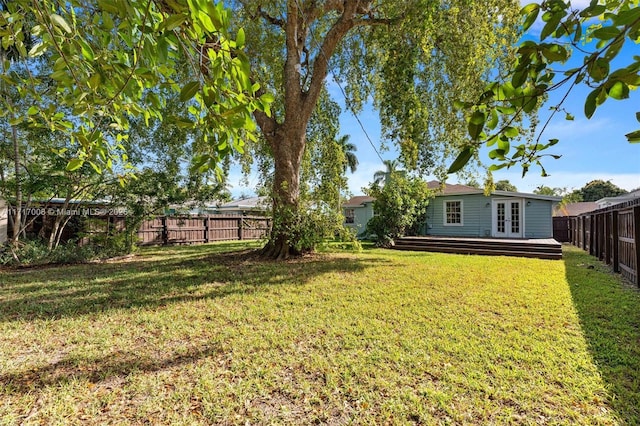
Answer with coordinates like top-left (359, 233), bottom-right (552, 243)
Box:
top-left (261, 126), bottom-right (306, 260)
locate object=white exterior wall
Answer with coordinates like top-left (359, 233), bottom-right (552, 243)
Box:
top-left (0, 198), bottom-right (7, 244)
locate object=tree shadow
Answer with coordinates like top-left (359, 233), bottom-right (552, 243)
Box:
top-left (1, 342), bottom-right (225, 395)
top-left (563, 248), bottom-right (640, 423)
top-left (0, 243), bottom-right (385, 322)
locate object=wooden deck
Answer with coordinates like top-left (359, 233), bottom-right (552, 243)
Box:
top-left (393, 236), bottom-right (562, 260)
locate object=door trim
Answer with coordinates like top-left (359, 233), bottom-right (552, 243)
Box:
top-left (492, 198), bottom-right (524, 238)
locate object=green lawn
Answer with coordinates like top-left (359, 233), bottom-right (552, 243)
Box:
top-left (1, 242), bottom-right (638, 425)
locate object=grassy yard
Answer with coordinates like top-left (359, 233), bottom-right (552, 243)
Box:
top-left (1, 242), bottom-right (638, 425)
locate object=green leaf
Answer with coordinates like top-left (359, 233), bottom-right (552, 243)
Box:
top-left (636, 112), bottom-right (640, 123)
top-left (66, 158), bottom-right (84, 171)
top-left (28, 42), bottom-right (47, 57)
top-left (236, 28), bottom-right (245, 49)
top-left (447, 147), bottom-right (474, 174)
top-left (592, 26), bottom-right (620, 41)
top-left (467, 111), bottom-right (485, 140)
top-left (486, 109), bottom-right (499, 130)
top-left (504, 126), bottom-right (519, 138)
top-left (179, 81), bottom-right (201, 102)
top-left (521, 3), bottom-right (540, 32)
top-left (587, 58), bottom-right (609, 82)
top-left (50, 70), bottom-right (68, 81)
top-left (27, 106), bottom-right (39, 116)
top-left (607, 81), bottom-right (629, 100)
top-left (512, 69), bottom-right (527, 88)
top-left (540, 12), bottom-right (562, 41)
top-left (615, 7), bottom-right (640, 26)
top-left (584, 88), bottom-right (600, 118)
top-left (164, 14), bottom-right (187, 31)
top-left (50, 13), bottom-right (73, 34)
top-left (625, 129), bottom-right (640, 143)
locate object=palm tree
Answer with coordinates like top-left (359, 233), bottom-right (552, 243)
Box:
top-left (337, 134), bottom-right (358, 174)
top-left (373, 159), bottom-right (400, 185)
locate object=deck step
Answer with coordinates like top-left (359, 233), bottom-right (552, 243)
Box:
top-left (392, 237), bottom-right (562, 260)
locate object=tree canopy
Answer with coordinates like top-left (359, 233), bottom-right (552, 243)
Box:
top-left (0, 0), bottom-right (268, 177)
top-left (495, 180), bottom-right (518, 192)
top-left (3, 0), bottom-right (524, 258)
top-left (577, 179), bottom-right (628, 201)
top-left (450, 0), bottom-right (640, 176)
top-left (232, 0), bottom-right (522, 257)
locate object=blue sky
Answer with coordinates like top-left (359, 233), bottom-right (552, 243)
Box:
top-left (228, 1), bottom-right (640, 197)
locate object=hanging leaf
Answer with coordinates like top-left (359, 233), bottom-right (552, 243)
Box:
top-left (447, 147), bottom-right (474, 173)
top-left (467, 110), bottom-right (485, 140)
top-left (179, 81), bottom-right (201, 102)
top-left (66, 158), bottom-right (84, 171)
top-left (236, 28), bottom-right (245, 48)
top-left (625, 129), bottom-right (640, 143)
top-left (50, 13), bottom-right (73, 34)
top-left (521, 3), bottom-right (540, 32)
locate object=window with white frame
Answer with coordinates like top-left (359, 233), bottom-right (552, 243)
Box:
top-left (345, 208), bottom-right (355, 224)
top-left (444, 200), bottom-right (463, 226)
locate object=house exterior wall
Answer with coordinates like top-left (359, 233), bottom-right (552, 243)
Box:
top-left (0, 198), bottom-right (7, 244)
top-left (344, 202), bottom-right (375, 236)
top-left (523, 198), bottom-right (554, 238)
top-left (426, 194), bottom-right (492, 237)
top-left (424, 194), bottom-right (555, 238)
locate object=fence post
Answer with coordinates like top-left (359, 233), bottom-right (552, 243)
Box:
top-left (612, 210), bottom-right (619, 273)
top-left (204, 217), bottom-right (209, 243)
top-left (589, 214), bottom-right (595, 256)
top-left (161, 216), bottom-right (168, 246)
top-left (604, 212), bottom-right (611, 264)
top-left (238, 217), bottom-right (243, 241)
top-left (581, 216), bottom-right (587, 250)
top-left (634, 206), bottom-right (640, 287)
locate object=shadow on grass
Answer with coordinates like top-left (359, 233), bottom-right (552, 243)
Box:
top-left (0, 242), bottom-right (382, 322)
top-left (563, 246), bottom-right (640, 423)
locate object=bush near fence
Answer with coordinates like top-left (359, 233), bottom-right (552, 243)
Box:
top-left (570, 198), bottom-right (640, 287)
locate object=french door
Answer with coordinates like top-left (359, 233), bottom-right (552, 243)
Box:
top-left (492, 199), bottom-right (523, 238)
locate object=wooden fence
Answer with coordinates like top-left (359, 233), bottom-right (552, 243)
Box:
top-left (135, 215), bottom-right (271, 246)
top-left (11, 210), bottom-right (271, 246)
top-left (570, 198), bottom-right (640, 286)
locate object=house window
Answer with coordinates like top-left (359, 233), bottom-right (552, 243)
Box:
top-left (444, 200), bottom-right (463, 226)
top-left (345, 208), bottom-right (355, 224)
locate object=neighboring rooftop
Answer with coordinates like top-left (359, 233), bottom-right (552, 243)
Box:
top-left (596, 189), bottom-right (640, 208)
top-left (553, 202), bottom-right (598, 217)
top-left (343, 196), bottom-right (375, 208)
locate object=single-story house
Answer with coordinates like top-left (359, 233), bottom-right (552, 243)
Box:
top-left (0, 198), bottom-right (7, 244)
top-left (168, 196), bottom-right (270, 216)
top-left (424, 181), bottom-right (561, 239)
top-left (344, 181), bottom-right (561, 239)
top-left (595, 189), bottom-right (640, 209)
top-left (210, 196), bottom-right (270, 216)
top-left (343, 195), bottom-right (375, 237)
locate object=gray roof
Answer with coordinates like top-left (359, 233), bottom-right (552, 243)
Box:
top-left (428, 181), bottom-right (561, 201)
top-left (217, 196), bottom-right (269, 210)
